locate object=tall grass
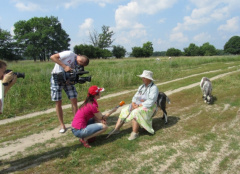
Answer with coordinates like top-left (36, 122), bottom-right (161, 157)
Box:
top-left (1, 55), bottom-right (240, 119)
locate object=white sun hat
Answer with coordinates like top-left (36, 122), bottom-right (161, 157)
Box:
top-left (137, 70), bottom-right (155, 81)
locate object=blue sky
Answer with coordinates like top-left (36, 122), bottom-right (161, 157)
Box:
top-left (0, 0), bottom-right (240, 53)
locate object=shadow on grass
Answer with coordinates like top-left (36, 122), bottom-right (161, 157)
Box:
top-left (201, 95), bottom-right (218, 105)
top-left (0, 143), bottom-right (81, 174)
top-left (93, 115), bottom-right (180, 146)
top-left (211, 96), bottom-right (217, 104)
top-left (0, 116), bottom-right (180, 173)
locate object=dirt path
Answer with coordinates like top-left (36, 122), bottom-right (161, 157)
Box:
top-left (0, 69), bottom-right (222, 125)
top-left (0, 69), bottom-right (239, 160)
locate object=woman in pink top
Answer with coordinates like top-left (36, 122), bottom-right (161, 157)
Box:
top-left (71, 85), bottom-right (117, 148)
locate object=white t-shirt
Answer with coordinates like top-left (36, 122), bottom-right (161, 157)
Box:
top-left (51, 51), bottom-right (77, 74)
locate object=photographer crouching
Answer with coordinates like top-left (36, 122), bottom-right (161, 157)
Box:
top-left (50, 51), bottom-right (90, 133)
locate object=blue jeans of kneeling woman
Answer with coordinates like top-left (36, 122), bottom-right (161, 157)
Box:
top-left (72, 118), bottom-right (103, 139)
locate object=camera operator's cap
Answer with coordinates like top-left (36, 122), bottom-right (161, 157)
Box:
top-left (88, 85), bottom-right (105, 95)
top-left (137, 70), bottom-right (155, 81)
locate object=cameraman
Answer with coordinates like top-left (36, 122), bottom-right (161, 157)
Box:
top-left (50, 51), bottom-right (89, 133)
top-left (0, 60), bottom-right (17, 114)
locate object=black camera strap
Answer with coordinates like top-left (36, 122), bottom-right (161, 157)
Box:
top-left (74, 58), bottom-right (78, 68)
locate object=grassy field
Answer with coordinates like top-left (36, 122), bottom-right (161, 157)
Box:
top-left (0, 56), bottom-right (240, 173)
top-left (2, 55), bottom-right (240, 119)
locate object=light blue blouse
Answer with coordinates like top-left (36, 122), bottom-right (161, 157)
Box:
top-left (132, 82), bottom-right (159, 108)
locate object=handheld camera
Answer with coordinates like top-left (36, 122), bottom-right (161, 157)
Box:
top-left (5, 69), bottom-right (25, 79)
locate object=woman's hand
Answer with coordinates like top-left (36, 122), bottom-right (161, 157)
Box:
top-left (131, 102), bottom-right (143, 110)
top-left (132, 102), bottom-right (138, 109)
top-left (101, 119), bottom-right (107, 125)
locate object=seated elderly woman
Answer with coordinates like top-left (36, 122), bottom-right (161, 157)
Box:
top-left (112, 70), bottom-right (159, 140)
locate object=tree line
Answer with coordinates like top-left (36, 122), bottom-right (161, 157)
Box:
top-left (163, 38), bottom-right (240, 57)
top-left (0, 16), bottom-right (239, 61)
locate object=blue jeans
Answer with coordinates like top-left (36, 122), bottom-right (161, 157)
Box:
top-left (72, 118), bottom-right (103, 139)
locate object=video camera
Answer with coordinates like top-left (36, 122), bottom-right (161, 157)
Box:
top-left (53, 66), bottom-right (91, 85)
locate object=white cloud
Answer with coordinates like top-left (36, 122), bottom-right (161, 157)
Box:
top-left (191, 6), bottom-right (211, 19)
top-left (210, 6), bottom-right (229, 20)
top-left (64, 0), bottom-right (80, 9)
top-left (113, 0), bottom-right (178, 51)
top-left (131, 0), bottom-right (177, 15)
top-left (115, 0), bottom-right (177, 29)
top-left (172, 0), bottom-right (238, 33)
top-left (170, 32), bottom-right (188, 43)
top-left (158, 18), bottom-right (166, 24)
top-left (78, 18), bottom-right (94, 36)
top-left (63, 0), bottom-right (117, 9)
top-left (115, 2), bottom-right (139, 29)
top-left (189, 0), bottom-right (218, 8)
top-left (173, 16), bottom-right (210, 32)
top-left (15, 2), bottom-right (43, 11)
top-left (98, 3), bottom-right (106, 7)
top-left (193, 32), bottom-right (211, 44)
top-left (155, 38), bottom-right (171, 50)
top-left (114, 0), bottom-right (177, 48)
top-left (129, 28), bottom-right (147, 38)
top-left (218, 16), bottom-right (240, 32)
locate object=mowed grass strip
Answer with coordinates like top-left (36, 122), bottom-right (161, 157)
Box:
top-left (1, 68), bottom-right (239, 173)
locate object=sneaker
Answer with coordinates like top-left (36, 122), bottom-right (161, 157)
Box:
top-left (128, 132), bottom-right (139, 141)
top-left (79, 138), bottom-right (91, 148)
top-left (108, 129), bottom-right (120, 135)
top-left (59, 128), bottom-right (66, 133)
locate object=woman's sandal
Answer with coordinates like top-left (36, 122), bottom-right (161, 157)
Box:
top-left (79, 138), bottom-right (91, 148)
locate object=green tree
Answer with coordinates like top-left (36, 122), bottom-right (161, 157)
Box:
top-left (74, 44), bottom-right (112, 58)
top-left (0, 28), bottom-right (21, 61)
top-left (14, 16), bottom-right (70, 61)
top-left (224, 36), bottom-right (240, 54)
top-left (152, 51), bottom-right (166, 56)
top-left (216, 49), bottom-right (228, 55)
top-left (74, 44), bottom-right (97, 58)
top-left (142, 41), bottom-right (154, 57)
top-left (112, 45), bottom-right (126, 58)
top-left (199, 42), bottom-right (216, 56)
top-left (184, 43), bottom-right (199, 56)
top-left (100, 49), bottom-right (112, 58)
top-left (130, 41), bottom-right (154, 58)
top-left (166, 48), bottom-right (182, 56)
top-left (131, 47), bottom-right (143, 57)
top-left (89, 25), bottom-right (115, 49)
top-left (0, 28), bottom-right (13, 60)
